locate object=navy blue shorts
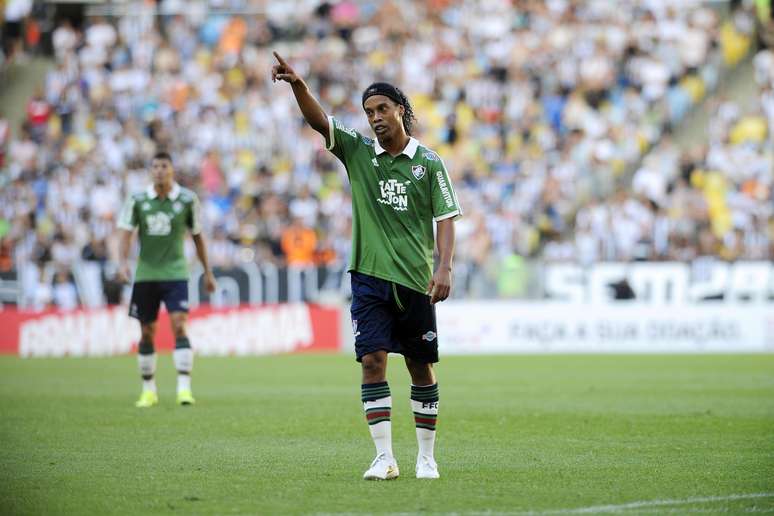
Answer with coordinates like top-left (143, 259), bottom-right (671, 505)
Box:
top-left (129, 280), bottom-right (189, 323)
top-left (350, 271), bottom-right (438, 364)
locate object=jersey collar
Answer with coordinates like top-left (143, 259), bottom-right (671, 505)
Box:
top-left (146, 182), bottom-right (181, 200)
top-left (374, 136), bottom-right (419, 158)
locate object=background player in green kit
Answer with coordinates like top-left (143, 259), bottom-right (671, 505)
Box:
top-left (272, 52), bottom-right (462, 480)
top-left (117, 152), bottom-right (216, 408)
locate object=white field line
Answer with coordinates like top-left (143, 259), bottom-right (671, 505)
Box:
top-left (523, 492), bottom-right (774, 515)
top-left (312, 491), bottom-right (774, 516)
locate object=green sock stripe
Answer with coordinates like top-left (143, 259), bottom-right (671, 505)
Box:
top-left (175, 336), bottom-right (191, 349)
top-left (362, 387), bottom-right (391, 394)
top-left (138, 339), bottom-right (154, 355)
top-left (367, 417), bottom-right (391, 426)
top-left (411, 392), bottom-right (439, 402)
top-left (415, 423), bottom-right (436, 431)
top-left (411, 386), bottom-right (438, 393)
top-left (361, 386), bottom-right (391, 402)
top-left (362, 388), bottom-right (391, 395)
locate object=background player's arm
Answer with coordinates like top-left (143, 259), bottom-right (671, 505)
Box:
top-left (427, 219), bottom-right (455, 304)
top-left (187, 194), bottom-right (216, 294)
top-left (271, 51), bottom-right (328, 137)
top-left (192, 233), bottom-right (216, 294)
top-left (116, 228), bottom-right (134, 284)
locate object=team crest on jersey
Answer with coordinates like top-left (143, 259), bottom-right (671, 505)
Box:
top-left (411, 165), bottom-right (426, 180)
top-left (361, 136), bottom-right (373, 146)
top-left (141, 202), bottom-right (151, 211)
top-left (173, 202), bottom-right (183, 213)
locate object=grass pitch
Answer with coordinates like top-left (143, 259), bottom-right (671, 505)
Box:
top-left (1, 354), bottom-right (773, 515)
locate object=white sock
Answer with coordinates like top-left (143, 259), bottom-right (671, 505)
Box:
top-left (173, 348), bottom-right (193, 392)
top-left (411, 383), bottom-right (439, 460)
top-left (412, 399), bottom-right (437, 459)
top-left (138, 353), bottom-right (157, 393)
top-left (142, 378), bottom-right (157, 393)
top-left (177, 373), bottom-right (191, 392)
top-left (364, 397), bottom-right (393, 457)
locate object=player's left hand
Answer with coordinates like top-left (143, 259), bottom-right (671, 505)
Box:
top-left (204, 271), bottom-right (217, 294)
top-left (427, 266), bottom-right (452, 304)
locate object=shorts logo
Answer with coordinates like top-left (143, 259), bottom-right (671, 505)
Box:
top-left (352, 319), bottom-right (361, 338)
top-left (130, 303), bottom-right (138, 317)
top-left (179, 300), bottom-right (188, 309)
top-left (421, 331), bottom-right (437, 342)
top-left (411, 165), bottom-right (426, 180)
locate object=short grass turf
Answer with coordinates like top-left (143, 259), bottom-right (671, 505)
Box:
top-left (1, 354), bottom-right (773, 515)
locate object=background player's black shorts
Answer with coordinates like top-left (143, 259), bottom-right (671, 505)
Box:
top-left (350, 271), bottom-right (438, 364)
top-left (129, 280), bottom-right (189, 323)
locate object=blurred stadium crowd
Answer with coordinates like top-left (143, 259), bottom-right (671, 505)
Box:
top-left (0, 0), bottom-right (772, 308)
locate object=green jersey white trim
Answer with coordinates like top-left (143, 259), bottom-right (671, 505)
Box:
top-left (374, 135), bottom-right (419, 158)
top-left (324, 116), bottom-right (463, 293)
top-left (116, 183), bottom-right (202, 281)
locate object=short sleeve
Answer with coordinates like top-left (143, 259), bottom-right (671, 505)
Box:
top-left (430, 159), bottom-right (463, 222)
top-left (187, 194), bottom-right (203, 235)
top-left (117, 195), bottom-right (137, 230)
top-left (325, 116), bottom-right (362, 163)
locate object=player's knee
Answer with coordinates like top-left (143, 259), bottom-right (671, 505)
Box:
top-left (361, 353), bottom-right (387, 380)
top-left (406, 359), bottom-right (434, 385)
top-left (170, 316), bottom-right (187, 338)
top-left (140, 323), bottom-right (156, 343)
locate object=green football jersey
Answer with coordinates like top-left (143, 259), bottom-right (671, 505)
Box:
top-left (117, 183), bottom-right (202, 282)
top-left (325, 116), bottom-right (462, 294)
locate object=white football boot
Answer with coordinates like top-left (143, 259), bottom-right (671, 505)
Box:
top-left (415, 455), bottom-right (440, 479)
top-left (363, 453), bottom-right (399, 480)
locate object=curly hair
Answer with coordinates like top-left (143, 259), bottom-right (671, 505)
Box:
top-left (395, 87), bottom-right (417, 136)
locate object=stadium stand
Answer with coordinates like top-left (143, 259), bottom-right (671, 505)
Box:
top-left (0, 0), bottom-right (769, 309)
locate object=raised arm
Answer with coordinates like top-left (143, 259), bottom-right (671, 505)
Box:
top-left (272, 51), bottom-right (329, 136)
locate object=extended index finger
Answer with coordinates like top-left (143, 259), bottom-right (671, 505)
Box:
top-left (273, 51), bottom-right (288, 66)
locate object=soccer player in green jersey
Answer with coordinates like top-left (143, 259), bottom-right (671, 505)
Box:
top-left (116, 152), bottom-right (216, 408)
top-left (273, 52), bottom-right (461, 480)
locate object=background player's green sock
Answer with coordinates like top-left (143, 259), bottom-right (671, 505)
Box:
top-left (411, 383), bottom-right (439, 459)
top-left (362, 382), bottom-right (392, 457)
top-left (137, 338), bottom-right (156, 393)
top-left (174, 337), bottom-right (193, 392)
